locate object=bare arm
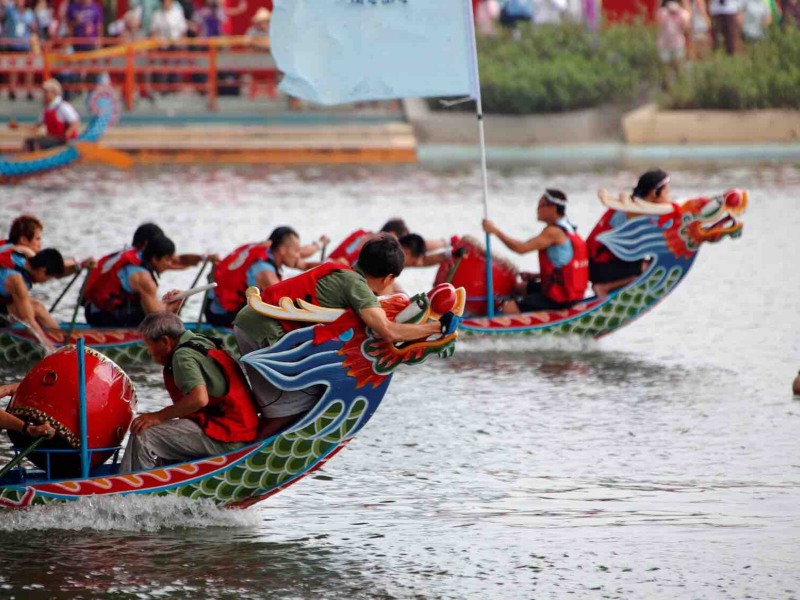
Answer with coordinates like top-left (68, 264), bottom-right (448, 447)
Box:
top-left (359, 306), bottom-right (440, 343)
top-left (130, 385), bottom-right (209, 434)
top-left (0, 383), bottom-right (19, 398)
top-left (483, 220), bottom-right (565, 254)
top-left (129, 271), bottom-right (170, 314)
top-left (7, 274), bottom-right (55, 352)
top-left (65, 121), bottom-right (80, 139)
top-left (255, 269), bottom-right (280, 291)
top-left (424, 238), bottom-right (448, 252)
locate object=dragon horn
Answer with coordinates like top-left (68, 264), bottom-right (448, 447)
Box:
top-left (597, 189), bottom-right (674, 215)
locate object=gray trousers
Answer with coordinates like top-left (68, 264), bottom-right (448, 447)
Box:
top-left (120, 418), bottom-right (244, 473)
top-left (233, 326), bottom-right (323, 419)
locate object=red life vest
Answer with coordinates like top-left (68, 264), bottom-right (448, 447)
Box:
top-left (0, 250), bottom-right (31, 306)
top-left (328, 229), bottom-right (373, 266)
top-left (0, 248), bottom-right (21, 270)
top-left (212, 242), bottom-right (279, 314)
top-left (163, 339), bottom-right (260, 443)
top-left (539, 223), bottom-right (589, 304)
top-left (82, 248), bottom-right (126, 305)
top-left (260, 263), bottom-right (351, 333)
top-left (83, 248), bottom-right (153, 312)
top-left (586, 209), bottom-right (618, 265)
top-left (43, 99), bottom-right (77, 140)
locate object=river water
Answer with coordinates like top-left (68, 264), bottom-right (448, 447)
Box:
top-left (0, 163), bottom-right (798, 599)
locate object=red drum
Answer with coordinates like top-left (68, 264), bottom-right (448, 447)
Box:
top-left (433, 236), bottom-right (519, 317)
top-left (8, 347), bottom-right (137, 477)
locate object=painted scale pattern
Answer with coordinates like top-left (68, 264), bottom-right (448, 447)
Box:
top-left (0, 291), bottom-right (459, 509)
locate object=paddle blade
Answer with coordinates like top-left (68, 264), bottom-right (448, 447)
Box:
top-left (74, 142), bottom-right (133, 170)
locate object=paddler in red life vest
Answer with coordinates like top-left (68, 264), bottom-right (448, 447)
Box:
top-left (205, 226), bottom-right (305, 327)
top-left (0, 215), bottom-right (95, 275)
top-left (83, 235), bottom-right (183, 327)
top-left (482, 189), bottom-right (589, 314)
top-left (120, 312), bottom-right (260, 473)
top-left (0, 383), bottom-right (55, 439)
top-left (23, 79), bottom-right (80, 153)
top-left (0, 249), bottom-right (66, 353)
top-left (586, 169), bottom-right (673, 298)
top-left (234, 234), bottom-right (462, 439)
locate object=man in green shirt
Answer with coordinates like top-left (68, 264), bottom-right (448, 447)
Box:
top-left (121, 312), bottom-right (260, 473)
top-left (234, 235), bottom-right (459, 438)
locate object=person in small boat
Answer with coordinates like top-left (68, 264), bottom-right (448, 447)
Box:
top-left (482, 189), bottom-right (589, 314)
top-left (120, 312), bottom-right (260, 473)
top-left (0, 249), bottom-right (66, 353)
top-left (234, 234), bottom-right (460, 439)
top-left (0, 383), bottom-right (55, 439)
top-left (23, 79), bottom-right (81, 153)
top-left (204, 226), bottom-right (304, 327)
top-left (83, 235), bottom-right (182, 327)
top-left (587, 169), bottom-right (673, 298)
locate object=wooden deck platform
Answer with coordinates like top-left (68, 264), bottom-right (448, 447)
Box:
top-left (0, 122), bottom-right (418, 164)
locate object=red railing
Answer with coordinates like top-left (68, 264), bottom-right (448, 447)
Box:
top-left (0, 36), bottom-right (280, 111)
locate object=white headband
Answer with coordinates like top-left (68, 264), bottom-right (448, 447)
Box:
top-left (543, 190), bottom-right (567, 207)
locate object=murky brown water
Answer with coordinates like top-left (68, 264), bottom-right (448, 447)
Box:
top-left (0, 163), bottom-right (798, 599)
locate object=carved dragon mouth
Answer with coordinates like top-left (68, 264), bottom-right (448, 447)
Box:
top-left (689, 189), bottom-right (747, 244)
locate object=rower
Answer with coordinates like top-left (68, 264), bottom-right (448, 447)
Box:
top-left (587, 169), bottom-right (673, 298)
top-left (83, 235), bottom-right (182, 327)
top-left (0, 248), bottom-right (67, 353)
top-left (329, 218), bottom-right (449, 267)
top-left (120, 312), bottom-right (260, 473)
top-left (1, 215), bottom-right (94, 275)
top-left (482, 189), bottom-right (589, 314)
top-left (23, 79), bottom-right (80, 153)
top-left (233, 234), bottom-right (460, 439)
top-left (204, 226), bottom-right (303, 327)
top-left (0, 383), bottom-right (54, 439)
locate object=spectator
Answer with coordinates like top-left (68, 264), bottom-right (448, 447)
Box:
top-left (741, 0), bottom-right (772, 39)
top-left (1, 0), bottom-right (36, 100)
top-left (192, 0), bottom-right (224, 38)
top-left (475, 0), bottom-right (500, 35)
top-left (500, 0), bottom-right (533, 39)
top-left (687, 0), bottom-right (711, 58)
top-left (108, 6), bottom-right (143, 42)
top-left (708, 0), bottom-right (741, 54)
top-left (781, 0), bottom-right (800, 27)
top-left (66, 0), bottom-right (103, 51)
top-left (245, 6), bottom-right (270, 40)
top-left (220, 0), bottom-right (245, 35)
top-left (657, 0), bottom-right (690, 89)
top-left (31, 0), bottom-right (57, 40)
top-left (149, 0), bottom-right (187, 93)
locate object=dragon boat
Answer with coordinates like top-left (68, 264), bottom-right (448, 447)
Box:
top-left (0, 284), bottom-right (464, 509)
top-left (435, 188), bottom-right (746, 338)
top-left (0, 87), bottom-right (127, 184)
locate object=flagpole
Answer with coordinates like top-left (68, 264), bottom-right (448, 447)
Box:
top-left (463, 0), bottom-right (494, 317)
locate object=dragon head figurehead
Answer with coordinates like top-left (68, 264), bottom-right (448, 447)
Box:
top-left (596, 188), bottom-right (747, 263)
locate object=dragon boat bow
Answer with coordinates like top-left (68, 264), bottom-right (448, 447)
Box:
top-left (0, 286), bottom-right (464, 510)
top-left (437, 189), bottom-right (746, 337)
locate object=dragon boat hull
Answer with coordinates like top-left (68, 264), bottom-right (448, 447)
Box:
top-left (439, 189), bottom-right (746, 338)
top-left (0, 287), bottom-right (463, 510)
top-left (0, 87), bottom-right (119, 184)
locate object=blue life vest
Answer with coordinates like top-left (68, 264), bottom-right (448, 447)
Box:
top-left (502, 0), bottom-right (533, 20)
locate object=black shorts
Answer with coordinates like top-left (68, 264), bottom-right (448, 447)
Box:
top-left (84, 303), bottom-right (146, 327)
top-left (24, 135), bottom-right (67, 152)
top-left (203, 304), bottom-right (236, 327)
top-left (516, 281), bottom-right (572, 312)
top-left (589, 260), bottom-right (642, 284)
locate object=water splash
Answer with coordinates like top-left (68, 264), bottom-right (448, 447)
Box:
top-left (0, 495), bottom-right (260, 532)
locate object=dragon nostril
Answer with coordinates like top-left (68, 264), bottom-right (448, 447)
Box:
top-left (725, 192), bottom-right (742, 209)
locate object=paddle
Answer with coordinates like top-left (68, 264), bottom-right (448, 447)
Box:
top-left (167, 283), bottom-right (217, 303)
top-left (0, 436), bottom-right (45, 481)
top-left (177, 258), bottom-right (210, 317)
top-left (8, 314), bottom-right (54, 355)
top-left (49, 268), bottom-right (83, 313)
top-left (320, 241), bottom-right (329, 262)
top-left (73, 142), bottom-right (133, 170)
top-left (66, 268), bottom-right (93, 345)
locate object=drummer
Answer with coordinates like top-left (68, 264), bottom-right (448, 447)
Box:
top-left (0, 249), bottom-right (67, 353)
top-left (120, 312), bottom-right (260, 472)
top-left (0, 383), bottom-right (54, 439)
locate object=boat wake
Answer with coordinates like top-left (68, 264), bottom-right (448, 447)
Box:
top-left (0, 495), bottom-right (259, 532)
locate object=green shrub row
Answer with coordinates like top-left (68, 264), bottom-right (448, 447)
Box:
top-left (431, 23), bottom-right (661, 114)
top-left (662, 28), bottom-right (800, 110)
